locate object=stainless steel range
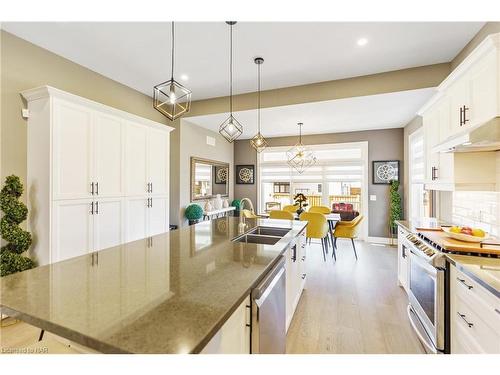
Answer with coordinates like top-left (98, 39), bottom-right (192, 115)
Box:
top-left (404, 233), bottom-right (447, 353)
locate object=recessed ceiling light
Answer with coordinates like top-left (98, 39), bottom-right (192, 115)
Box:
top-left (180, 74), bottom-right (189, 81)
top-left (357, 38), bottom-right (368, 46)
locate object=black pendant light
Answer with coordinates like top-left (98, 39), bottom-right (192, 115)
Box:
top-left (219, 21), bottom-right (243, 143)
top-left (153, 21), bottom-right (192, 120)
top-left (250, 57), bottom-right (268, 153)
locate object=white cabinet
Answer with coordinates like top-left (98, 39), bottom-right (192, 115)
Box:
top-left (397, 225), bottom-right (410, 293)
top-left (450, 264), bottom-right (500, 353)
top-left (201, 296), bottom-right (251, 354)
top-left (52, 199), bottom-right (93, 262)
top-left (285, 229), bottom-right (307, 331)
top-left (23, 86), bottom-right (173, 265)
top-left (53, 100), bottom-right (93, 200)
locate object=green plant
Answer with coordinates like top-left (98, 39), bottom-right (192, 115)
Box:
top-left (231, 199), bottom-right (241, 210)
top-left (185, 204), bottom-right (203, 221)
top-left (388, 179), bottom-right (402, 234)
top-left (1, 175), bottom-right (35, 277)
top-left (293, 193), bottom-right (308, 211)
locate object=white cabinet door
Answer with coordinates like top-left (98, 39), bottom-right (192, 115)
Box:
top-left (423, 109), bottom-right (440, 183)
top-left (94, 113), bottom-right (124, 198)
top-left (469, 49), bottom-right (499, 124)
top-left (125, 122), bottom-right (148, 196)
top-left (52, 199), bottom-right (93, 262)
top-left (148, 196), bottom-right (169, 236)
top-left (125, 196), bottom-right (148, 242)
top-left (148, 128), bottom-right (169, 196)
top-left (52, 99), bottom-right (93, 200)
top-left (93, 198), bottom-right (124, 251)
top-left (448, 76), bottom-right (472, 136)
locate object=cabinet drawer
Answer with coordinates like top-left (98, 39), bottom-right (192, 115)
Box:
top-left (453, 293), bottom-right (500, 353)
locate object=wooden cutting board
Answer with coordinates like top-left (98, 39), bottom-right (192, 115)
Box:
top-left (419, 230), bottom-right (500, 256)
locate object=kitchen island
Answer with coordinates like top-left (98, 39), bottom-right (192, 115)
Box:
top-left (0, 217), bottom-right (307, 354)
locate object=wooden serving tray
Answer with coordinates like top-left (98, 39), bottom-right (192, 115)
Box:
top-left (419, 230), bottom-right (500, 256)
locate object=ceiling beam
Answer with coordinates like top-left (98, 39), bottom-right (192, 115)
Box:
top-left (185, 62), bottom-right (450, 118)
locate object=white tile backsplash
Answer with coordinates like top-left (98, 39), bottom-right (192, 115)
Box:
top-left (452, 191), bottom-right (500, 236)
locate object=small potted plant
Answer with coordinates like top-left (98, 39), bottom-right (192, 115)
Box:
top-left (293, 193), bottom-right (308, 215)
top-left (231, 199), bottom-right (241, 217)
top-left (185, 204), bottom-right (203, 226)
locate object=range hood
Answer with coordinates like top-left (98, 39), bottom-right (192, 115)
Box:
top-left (433, 117), bottom-right (500, 153)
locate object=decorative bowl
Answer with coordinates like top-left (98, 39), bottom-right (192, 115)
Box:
top-left (442, 227), bottom-right (489, 243)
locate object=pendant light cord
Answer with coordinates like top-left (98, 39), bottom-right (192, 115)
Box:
top-left (257, 62), bottom-right (261, 133)
top-left (229, 23), bottom-right (233, 115)
top-left (171, 22), bottom-right (175, 79)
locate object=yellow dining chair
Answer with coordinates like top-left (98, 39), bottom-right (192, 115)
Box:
top-left (269, 210), bottom-right (294, 220)
top-left (332, 215), bottom-right (364, 260)
top-left (283, 204), bottom-right (299, 213)
top-left (299, 212), bottom-right (329, 262)
top-left (308, 205), bottom-right (331, 214)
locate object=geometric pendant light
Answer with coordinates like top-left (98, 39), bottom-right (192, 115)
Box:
top-left (250, 57), bottom-right (268, 153)
top-left (286, 122), bottom-right (317, 174)
top-left (219, 21), bottom-right (243, 143)
top-left (153, 21), bottom-right (192, 121)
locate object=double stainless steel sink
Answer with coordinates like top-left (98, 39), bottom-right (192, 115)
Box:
top-left (233, 226), bottom-right (291, 245)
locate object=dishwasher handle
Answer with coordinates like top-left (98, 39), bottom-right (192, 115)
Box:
top-left (252, 256), bottom-right (285, 303)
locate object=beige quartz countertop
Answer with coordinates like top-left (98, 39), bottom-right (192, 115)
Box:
top-left (446, 254), bottom-right (500, 298)
top-left (0, 217), bottom-right (307, 353)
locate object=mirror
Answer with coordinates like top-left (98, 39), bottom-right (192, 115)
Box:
top-left (191, 157), bottom-right (229, 201)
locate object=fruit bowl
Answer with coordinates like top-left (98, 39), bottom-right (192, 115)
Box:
top-left (442, 227), bottom-right (489, 243)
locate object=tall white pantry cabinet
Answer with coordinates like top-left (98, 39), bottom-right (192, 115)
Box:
top-left (22, 86), bottom-right (174, 265)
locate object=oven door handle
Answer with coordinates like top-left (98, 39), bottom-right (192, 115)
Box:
top-left (407, 305), bottom-right (437, 354)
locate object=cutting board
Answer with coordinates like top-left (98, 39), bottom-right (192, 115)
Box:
top-left (419, 230), bottom-right (500, 256)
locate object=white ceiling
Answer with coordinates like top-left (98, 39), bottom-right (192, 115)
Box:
top-left (185, 87), bottom-right (435, 138)
top-left (2, 22), bottom-right (483, 100)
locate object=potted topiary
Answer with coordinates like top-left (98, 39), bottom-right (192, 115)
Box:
top-left (293, 193), bottom-right (308, 215)
top-left (185, 203), bottom-right (203, 225)
top-left (0, 175), bottom-right (35, 277)
top-left (231, 199), bottom-right (241, 217)
top-left (388, 179), bottom-right (402, 246)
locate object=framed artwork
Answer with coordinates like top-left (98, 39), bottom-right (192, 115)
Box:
top-left (236, 165), bottom-right (255, 184)
top-left (372, 160), bottom-right (400, 184)
top-left (214, 166), bottom-right (228, 184)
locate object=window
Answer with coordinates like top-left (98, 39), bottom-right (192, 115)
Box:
top-left (409, 129), bottom-right (428, 220)
top-left (258, 142), bottom-right (367, 222)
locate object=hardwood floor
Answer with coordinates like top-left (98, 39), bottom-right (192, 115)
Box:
top-left (286, 239), bottom-right (426, 354)
top-left (1, 240), bottom-right (425, 354)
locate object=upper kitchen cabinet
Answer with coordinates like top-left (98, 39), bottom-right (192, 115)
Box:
top-left (419, 33), bottom-right (500, 192)
top-left (22, 86), bottom-right (174, 265)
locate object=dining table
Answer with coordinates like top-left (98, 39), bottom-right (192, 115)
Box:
top-left (259, 212), bottom-right (341, 253)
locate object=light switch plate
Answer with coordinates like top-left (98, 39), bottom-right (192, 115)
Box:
top-left (206, 136), bottom-right (215, 146)
top-left (370, 195), bottom-right (377, 201)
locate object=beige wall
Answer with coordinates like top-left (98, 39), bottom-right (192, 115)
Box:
top-left (234, 128), bottom-right (404, 238)
top-left (451, 22), bottom-right (500, 70)
top-left (177, 120), bottom-right (234, 226)
top-left (402, 116), bottom-right (423, 217)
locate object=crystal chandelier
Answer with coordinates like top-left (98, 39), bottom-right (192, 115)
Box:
top-left (219, 21), bottom-right (243, 143)
top-left (153, 22), bottom-right (192, 121)
top-left (287, 123), bottom-right (317, 174)
top-left (250, 57), bottom-right (268, 153)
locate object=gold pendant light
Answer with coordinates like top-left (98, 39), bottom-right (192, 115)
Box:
top-left (153, 22), bottom-right (192, 120)
top-left (250, 57), bottom-right (268, 153)
top-left (219, 21), bottom-right (243, 143)
top-left (287, 123), bottom-right (317, 174)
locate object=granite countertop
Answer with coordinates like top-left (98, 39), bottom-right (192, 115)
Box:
top-left (0, 217), bottom-right (307, 353)
top-left (446, 254), bottom-right (500, 298)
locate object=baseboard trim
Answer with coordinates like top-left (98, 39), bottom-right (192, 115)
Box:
top-left (367, 236), bottom-right (397, 245)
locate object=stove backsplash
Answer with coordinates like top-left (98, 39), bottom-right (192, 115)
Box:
top-left (452, 191), bottom-right (499, 237)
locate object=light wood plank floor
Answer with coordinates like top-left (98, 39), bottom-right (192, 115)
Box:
top-left (1, 240), bottom-right (425, 354)
top-left (286, 239), bottom-right (425, 354)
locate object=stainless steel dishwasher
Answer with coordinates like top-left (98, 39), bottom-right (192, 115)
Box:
top-left (251, 256), bottom-right (286, 354)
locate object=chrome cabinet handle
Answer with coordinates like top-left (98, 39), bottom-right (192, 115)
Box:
top-left (457, 312), bottom-right (473, 328)
top-left (457, 277), bottom-right (473, 290)
top-left (462, 105), bottom-right (469, 125)
top-left (90, 201), bottom-right (94, 215)
top-left (150, 182), bottom-right (153, 193)
top-left (96, 182), bottom-right (99, 195)
top-left (301, 256), bottom-right (306, 261)
top-left (95, 201), bottom-right (99, 214)
top-left (90, 182), bottom-right (94, 195)
top-left (150, 197), bottom-right (152, 207)
top-left (302, 273), bottom-right (306, 280)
